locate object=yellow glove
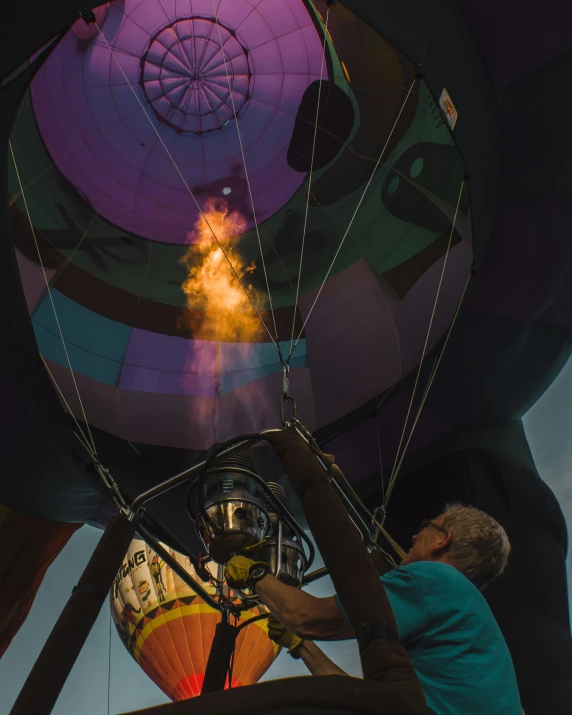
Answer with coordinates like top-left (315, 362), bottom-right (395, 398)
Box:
top-left (267, 613), bottom-right (303, 658)
top-left (225, 555), bottom-right (268, 589)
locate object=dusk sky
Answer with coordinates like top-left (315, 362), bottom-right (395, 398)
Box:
top-left (1, 356), bottom-right (570, 713)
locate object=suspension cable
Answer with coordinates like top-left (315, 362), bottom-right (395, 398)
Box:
top-left (288, 77), bottom-right (418, 360)
top-left (39, 355), bottom-right (97, 460)
top-left (107, 607), bottom-right (113, 715)
top-left (210, 0), bottom-right (281, 350)
top-left (289, 5), bottom-right (331, 358)
top-left (386, 179), bottom-right (467, 498)
top-left (385, 270), bottom-right (471, 504)
top-left (10, 141), bottom-right (98, 457)
top-left (328, 462), bottom-right (407, 561)
top-left (375, 412), bottom-right (385, 506)
top-left (94, 22), bottom-right (280, 353)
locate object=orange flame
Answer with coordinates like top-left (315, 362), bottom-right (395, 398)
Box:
top-left (180, 200), bottom-right (264, 343)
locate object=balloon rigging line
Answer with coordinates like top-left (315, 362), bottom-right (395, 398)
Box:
top-left (375, 382), bottom-right (397, 414)
top-left (287, 76), bottom-right (418, 361)
top-left (7, 102), bottom-right (134, 205)
top-left (386, 179), bottom-right (466, 499)
top-left (74, 431), bottom-right (97, 461)
top-left (374, 381), bottom-right (398, 502)
top-left (287, 0), bottom-right (443, 362)
top-left (48, 209), bottom-right (99, 287)
top-left (41, 363), bottom-right (96, 459)
top-left (45, 107), bottom-right (175, 289)
top-left (375, 413), bottom-right (386, 506)
top-left (112, 239), bottom-right (155, 455)
top-left (306, 83), bottom-right (450, 283)
top-left (107, 607), bottom-right (112, 715)
top-left (287, 85), bottom-right (439, 170)
top-left (387, 178), bottom-right (465, 486)
top-left (261, 223), bottom-right (298, 299)
top-left (9, 141), bottom-right (98, 457)
top-left (8, 78), bottom-right (192, 207)
top-left (289, 5), bottom-right (331, 357)
top-left (211, 0), bottom-right (281, 350)
top-left (418, 0), bottom-right (442, 69)
top-left (18, 123), bottom-right (152, 284)
top-left (327, 462), bottom-right (406, 561)
top-left (385, 269), bottom-right (471, 505)
top-left (37, 354), bottom-right (97, 460)
top-left (94, 23), bottom-right (281, 355)
top-left (12, 102), bottom-right (164, 456)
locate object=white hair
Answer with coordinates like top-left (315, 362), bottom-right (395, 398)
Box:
top-left (439, 503), bottom-right (511, 590)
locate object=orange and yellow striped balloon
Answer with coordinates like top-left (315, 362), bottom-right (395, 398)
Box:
top-left (109, 539), bottom-right (279, 700)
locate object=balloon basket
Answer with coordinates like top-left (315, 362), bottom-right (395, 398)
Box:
top-left (117, 674), bottom-right (424, 715)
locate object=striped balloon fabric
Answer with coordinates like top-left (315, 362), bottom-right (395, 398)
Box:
top-left (109, 539), bottom-right (279, 700)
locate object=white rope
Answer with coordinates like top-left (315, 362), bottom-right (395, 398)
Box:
top-left (375, 412), bottom-right (385, 505)
top-left (330, 462), bottom-right (407, 561)
top-left (107, 606), bottom-right (113, 715)
top-left (386, 179), bottom-right (466, 499)
top-left (9, 88), bottom-right (179, 207)
top-left (288, 77), bottom-right (418, 359)
top-left (211, 0), bottom-right (280, 347)
top-left (385, 270), bottom-right (471, 503)
top-left (94, 22), bottom-right (280, 352)
top-left (36, 355), bottom-right (96, 459)
top-left (10, 141), bottom-right (98, 457)
top-left (289, 5), bottom-right (331, 356)
top-left (418, 0), bottom-right (442, 69)
top-left (48, 210), bottom-right (98, 286)
top-left (39, 356), bottom-right (96, 460)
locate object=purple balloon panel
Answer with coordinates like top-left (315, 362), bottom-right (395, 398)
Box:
top-left (31, 0), bottom-right (326, 243)
top-left (119, 328), bottom-right (299, 398)
top-left (121, 329), bottom-right (219, 397)
top-left (44, 358), bottom-right (315, 449)
top-left (298, 243), bottom-right (472, 427)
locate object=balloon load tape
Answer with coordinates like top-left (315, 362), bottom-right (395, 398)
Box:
top-left (78, 8), bottom-right (97, 25)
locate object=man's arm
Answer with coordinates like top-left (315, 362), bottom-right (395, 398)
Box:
top-left (295, 640), bottom-right (350, 676)
top-left (266, 613), bottom-right (351, 677)
top-left (255, 574), bottom-right (354, 641)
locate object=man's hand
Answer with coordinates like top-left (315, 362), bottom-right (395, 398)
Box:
top-left (225, 555), bottom-right (268, 589)
top-left (267, 613), bottom-right (350, 676)
top-left (267, 613), bottom-right (303, 658)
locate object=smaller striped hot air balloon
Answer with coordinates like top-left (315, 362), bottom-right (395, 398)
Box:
top-left (110, 539), bottom-right (279, 700)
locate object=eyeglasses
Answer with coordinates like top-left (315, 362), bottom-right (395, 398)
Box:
top-left (414, 519), bottom-right (450, 539)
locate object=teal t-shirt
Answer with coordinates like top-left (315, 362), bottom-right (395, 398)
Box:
top-left (336, 561), bottom-right (522, 715)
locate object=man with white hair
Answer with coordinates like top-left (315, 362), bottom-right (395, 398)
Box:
top-left (227, 500), bottom-right (523, 714)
